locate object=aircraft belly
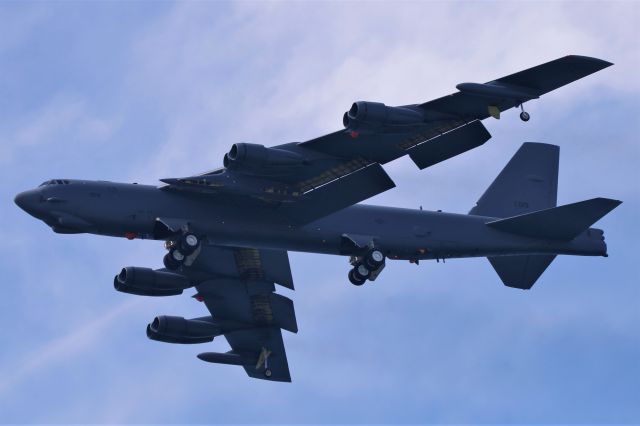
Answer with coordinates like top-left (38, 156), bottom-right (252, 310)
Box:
top-left (115, 190), bottom-right (604, 260)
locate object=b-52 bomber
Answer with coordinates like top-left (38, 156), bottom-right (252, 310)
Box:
top-left (15, 55), bottom-right (617, 382)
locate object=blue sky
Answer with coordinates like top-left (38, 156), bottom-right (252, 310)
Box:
top-left (1, 1), bottom-right (639, 423)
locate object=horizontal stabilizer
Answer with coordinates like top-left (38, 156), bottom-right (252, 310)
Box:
top-left (488, 255), bottom-right (556, 290)
top-left (487, 198), bottom-right (622, 240)
top-left (408, 120), bottom-right (491, 169)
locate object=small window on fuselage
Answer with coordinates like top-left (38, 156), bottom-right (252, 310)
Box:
top-left (39, 179), bottom-right (72, 187)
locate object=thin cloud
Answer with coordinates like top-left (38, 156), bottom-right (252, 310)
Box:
top-left (0, 298), bottom-right (141, 395)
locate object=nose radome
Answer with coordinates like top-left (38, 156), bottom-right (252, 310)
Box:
top-left (14, 190), bottom-right (39, 214)
top-left (14, 191), bottom-right (30, 210)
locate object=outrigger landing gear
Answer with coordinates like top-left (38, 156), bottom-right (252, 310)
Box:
top-left (256, 347), bottom-right (273, 378)
top-left (519, 104), bottom-right (530, 122)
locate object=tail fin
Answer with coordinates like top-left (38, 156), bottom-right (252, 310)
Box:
top-left (470, 142), bottom-right (559, 217)
top-left (486, 197), bottom-right (621, 290)
top-left (486, 198), bottom-right (622, 240)
top-left (475, 142), bottom-right (621, 290)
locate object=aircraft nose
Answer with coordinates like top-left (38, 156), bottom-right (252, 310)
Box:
top-left (14, 190), bottom-right (40, 215)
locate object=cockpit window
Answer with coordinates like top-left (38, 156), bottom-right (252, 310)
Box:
top-left (38, 179), bottom-right (70, 187)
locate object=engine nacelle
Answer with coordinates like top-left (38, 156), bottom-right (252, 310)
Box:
top-left (224, 143), bottom-right (303, 169)
top-left (146, 315), bottom-right (221, 344)
top-left (113, 267), bottom-right (191, 297)
top-left (343, 101), bottom-right (425, 134)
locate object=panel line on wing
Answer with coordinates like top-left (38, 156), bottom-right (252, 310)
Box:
top-left (250, 294), bottom-right (274, 325)
top-left (296, 156), bottom-right (369, 193)
top-left (397, 118), bottom-right (470, 150)
top-left (233, 248), bottom-right (265, 281)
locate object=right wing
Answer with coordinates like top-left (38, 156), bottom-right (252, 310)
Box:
top-left (189, 245), bottom-right (297, 382)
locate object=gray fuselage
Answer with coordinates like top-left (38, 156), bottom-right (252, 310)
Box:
top-left (15, 179), bottom-right (607, 261)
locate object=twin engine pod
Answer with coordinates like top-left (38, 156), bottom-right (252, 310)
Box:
top-left (342, 101), bottom-right (425, 134)
top-left (113, 266), bottom-right (192, 297)
top-left (146, 315), bottom-right (222, 344)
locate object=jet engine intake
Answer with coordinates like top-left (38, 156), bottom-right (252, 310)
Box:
top-left (113, 267), bottom-right (191, 297)
top-left (343, 101), bottom-right (425, 134)
top-left (146, 315), bottom-right (221, 344)
top-left (224, 143), bottom-right (304, 170)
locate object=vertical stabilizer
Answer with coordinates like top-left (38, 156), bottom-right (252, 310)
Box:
top-left (488, 255), bottom-right (556, 290)
top-left (470, 142), bottom-right (559, 218)
top-left (475, 142), bottom-right (560, 289)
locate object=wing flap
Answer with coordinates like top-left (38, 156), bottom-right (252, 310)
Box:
top-left (269, 293), bottom-right (298, 333)
top-left (408, 120), bottom-right (491, 169)
top-left (300, 118), bottom-right (469, 164)
top-left (192, 246), bottom-right (294, 290)
top-left (280, 163), bottom-right (395, 224)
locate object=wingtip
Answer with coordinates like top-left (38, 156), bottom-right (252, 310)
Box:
top-left (566, 55), bottom-right (614, 68)
top-left (593, 197), bottom-right (623, 210)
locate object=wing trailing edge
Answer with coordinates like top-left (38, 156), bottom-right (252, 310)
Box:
top-left (408, 120), bottom-right (491, 169)
top-left (279, 163), bottom-right (395, 224)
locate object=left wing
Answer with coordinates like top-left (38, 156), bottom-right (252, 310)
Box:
top-left (187, 245), bottom-right (297, 382)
